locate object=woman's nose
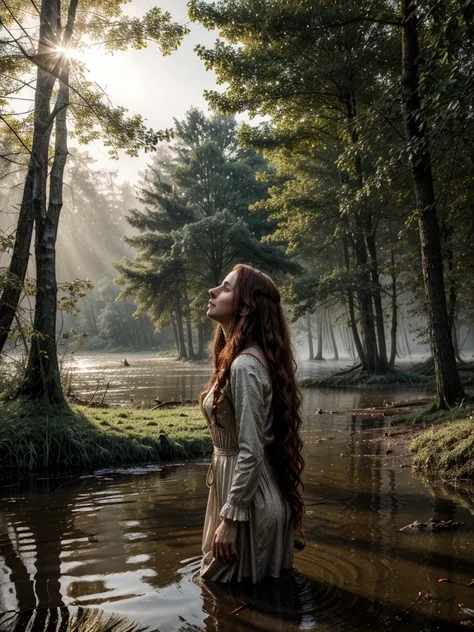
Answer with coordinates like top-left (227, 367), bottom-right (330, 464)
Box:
top-left (209, 287), bottom-right (217, 298)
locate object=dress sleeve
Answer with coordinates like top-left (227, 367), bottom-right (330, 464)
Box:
top-left (219, 357), bottom-right (266, 522)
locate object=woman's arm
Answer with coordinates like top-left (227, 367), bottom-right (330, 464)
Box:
top-left (219, 356), bottom-right (266, 522)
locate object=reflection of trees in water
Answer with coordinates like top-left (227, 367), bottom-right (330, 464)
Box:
top-left (0, 606), bottom-right (151, 632)
top-left (0, 482), bottom-right (110, 613)
top-left (0, 511), bottom-right (66, 612)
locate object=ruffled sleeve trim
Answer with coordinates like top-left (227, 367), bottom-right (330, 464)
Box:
top-left (219, 500), bottom-right (250, 522)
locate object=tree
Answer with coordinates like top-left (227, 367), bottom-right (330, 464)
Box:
top-left (190, 0), bottom-right (469, 402)
top-left (400, 0), bottom-right (465, 406)
top-left (0, 0), bottom-right (188, 402)
top-left (189, 0), bottom-right (401, 374)
top-left (116, 109), bottom-right (297, 359)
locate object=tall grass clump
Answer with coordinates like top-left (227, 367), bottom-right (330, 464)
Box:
top-left (0, 399), bottom-right (210, 477)
top-left (412, 415), bottom-right (474, 479)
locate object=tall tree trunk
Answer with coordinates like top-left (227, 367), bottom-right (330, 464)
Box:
top-left (197, 322), bottom-right (205, 359)
top-left (314, 308), bottom-right (324, 361)
top-left (345, 98), bottom-right (381, 372)
top-left (366, 231), bottom-right (388, 368)
top-left (442, 223), bottom-right (463, 362)
top-left (0, 0), bottom-right (62, 355)
top-left (306, 312), bottom-right (314, 360)
top-left (186, 314), bottom-right (196, 359)
top-left (326, 309), bottom-right (339, 361)
top-left (401, 0), bottom-right (465, 407)
top-left (354, 237), bottom-right (378, 372)
top-left (342, 224), bottom-right (365, 365)
top-left (389, 250), bottom-right (398, 368)
top-left (170, 316), bottom-right (179, 356)
top-left (174, 300), bottom-right (188, 360)
top-left (21, 0), bottom-right (78, 403)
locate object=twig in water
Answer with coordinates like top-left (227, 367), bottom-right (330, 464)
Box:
top-left (88, 379), bottom-right (101, 406)
top-left (98, 381), bottom-right (110, 406)
top-left (220, 599), bottom-right (257, 623)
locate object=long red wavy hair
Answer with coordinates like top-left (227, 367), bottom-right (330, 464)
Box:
top-left (202, 264), bottom-right (304, 529)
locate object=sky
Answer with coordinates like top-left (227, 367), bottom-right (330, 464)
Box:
top-left (77, 0), bottom-right (220, 183)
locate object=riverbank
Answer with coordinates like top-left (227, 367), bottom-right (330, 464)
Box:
top-left (299, 360), bottom-right (474, 389)
top-left (299, 364), bottom-right (431, 388)
top-left (0, 399), bottom-right (211, 478)
top-left (371, 398), bottom-right (474, 481)
top-left (411, 407), bottom-right (474, 479)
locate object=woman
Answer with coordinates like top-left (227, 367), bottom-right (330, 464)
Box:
top-left (199, 264), bottom-right (304, 583)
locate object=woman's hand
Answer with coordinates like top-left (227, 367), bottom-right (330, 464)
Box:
top-left (212, 518), bottom-right (239, 564)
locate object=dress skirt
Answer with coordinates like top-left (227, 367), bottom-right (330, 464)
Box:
top-left (199, 353), bottom-right (294, 583)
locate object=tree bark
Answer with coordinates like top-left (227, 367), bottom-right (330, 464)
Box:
top-left (342, 221), bottom-right (365, 365)
top-left (186, 314), bottom-right (196, 359)
top-left (197, 322), bottom-right (205, 359)
top-left (401, 0), bottom-right (465, 406)
top-left (21, 0), bottom-right (79, 403)
top-left (354, 237), bottom-right (378, 372)
top-left (345, 97), bottom-right (382, 372)
top-left (306, 311), bottom-right (314, 360)
top-left (174, 300), bottom-right (188, 360)
top-left (326, 309), bottom-right (339, 361)
top-left (0, 0), bottom-right (62, 354)
top-left (314, 308), bottom-right (324, 361)
top-left (170, 316), bottom-right (179, 356)
top-left (389, 250), bottom-right (398, 368)
top-left (366, 231), bottom-right (388, 368)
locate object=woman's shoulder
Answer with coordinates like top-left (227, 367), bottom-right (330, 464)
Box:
top-left (231, 347), bottom-right (271, 378)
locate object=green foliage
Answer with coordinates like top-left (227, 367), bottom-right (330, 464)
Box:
top-left (116, 108), bottom-right (296, 340)
top-left (189, 0), bottom-right (474, 373)
top-left (57, 279), bottom-right (94, 316)
top-left (0, 0), bottom-right (189, 165)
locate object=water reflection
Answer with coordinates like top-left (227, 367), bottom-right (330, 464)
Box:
top-left (0, 354), bottom-right (471, 631)
top-left (0, 606), bottom-right (150, 632)
top-left (1, 443), bottom-right (473, 630)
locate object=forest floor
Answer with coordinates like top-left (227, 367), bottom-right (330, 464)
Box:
top-left (0, 399), bottom-right (211, 479)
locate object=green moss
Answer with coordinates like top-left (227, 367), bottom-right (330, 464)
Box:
top-left (0, 399), bottom-right (210, 477)
top-left (412, 411), bottom-right (474, 479)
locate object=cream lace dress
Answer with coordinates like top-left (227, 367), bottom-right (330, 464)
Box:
top-left (199, 351), bottom-right (294, 583)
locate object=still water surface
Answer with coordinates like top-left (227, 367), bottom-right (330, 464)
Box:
top-left (1, 354), bottom-right (473, 631)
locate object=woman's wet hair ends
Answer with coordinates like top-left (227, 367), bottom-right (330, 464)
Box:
top-left (202, 264), bottom-right (304, 529)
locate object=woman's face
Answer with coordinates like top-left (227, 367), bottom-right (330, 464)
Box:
top-left (207, 270), bottom-right (238, 329)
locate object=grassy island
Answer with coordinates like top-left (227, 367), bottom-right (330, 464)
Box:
top-left (411, 405), bottom-right (474, 480)
top-left (0, 400), bottom-right (210, 478)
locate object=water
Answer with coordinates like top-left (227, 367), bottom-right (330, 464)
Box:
top-left (1, 353), bottom-right (472, 631)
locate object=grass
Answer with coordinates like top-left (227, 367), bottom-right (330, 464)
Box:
top-left (412, 417), bottom-right (474, 479)
top-left (0, 398), bottom-right (211, 477)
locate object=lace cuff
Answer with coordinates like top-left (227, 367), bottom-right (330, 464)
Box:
top-left (219, 500), bottom-right (250, 522)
